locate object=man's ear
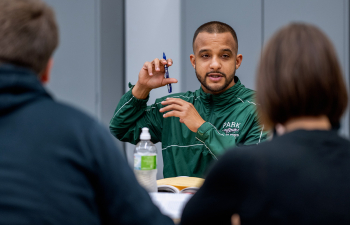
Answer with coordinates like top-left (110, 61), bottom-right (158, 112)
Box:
top-left (235, 54), bottom-right (243, 70)
top-left (190, 54), bottom-right (196, 69)
top-left (40, 58), bottom-right (54, 84)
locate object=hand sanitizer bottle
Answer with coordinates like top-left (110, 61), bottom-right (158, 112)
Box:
top-left (134, 127), bottom-right (157, 192)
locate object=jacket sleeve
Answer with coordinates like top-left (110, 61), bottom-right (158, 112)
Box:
top-left (242, 113), bottom-right (268, 146)
top-left (88, 121), bottom-right (174, 225)
top-left (195, 110), bottom-right (267, 158)
top-left (109, 85), bottom-right (164, 144)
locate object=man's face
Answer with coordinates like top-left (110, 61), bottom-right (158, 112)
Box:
top-left (190, 32), bottom-right (242, 95)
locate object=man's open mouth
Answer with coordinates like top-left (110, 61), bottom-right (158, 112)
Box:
top-left (208, 73), bottom-right (224, 78)
top-left (207, 73), bottom-right (225, 82)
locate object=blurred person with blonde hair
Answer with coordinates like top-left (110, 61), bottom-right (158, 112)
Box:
top-left (181, 23), bottom-right (350, 225)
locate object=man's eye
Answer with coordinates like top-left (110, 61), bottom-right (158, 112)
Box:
top-left (222, 54), bottom-right (230, 58)
top-left (201, 54), bottom-right (209, 58)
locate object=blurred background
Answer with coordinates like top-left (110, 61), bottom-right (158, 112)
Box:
top-left (44, 0), bottom-right (349, 179)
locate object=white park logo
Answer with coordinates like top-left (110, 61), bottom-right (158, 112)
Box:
top-left (222, 121), bottom-right (241, 129)
top-left (222, 121), bottom-right (241, 135)
top-left (222, 128), bottom-right (239, 134)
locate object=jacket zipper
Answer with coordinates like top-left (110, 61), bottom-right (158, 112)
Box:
top-left (208, 95), bottom-right (214, 122)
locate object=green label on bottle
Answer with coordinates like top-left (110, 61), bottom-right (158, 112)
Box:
top-left (141, 155), bottom-right (157, 170)
top-left (134, 154), bottom-right (157, 170)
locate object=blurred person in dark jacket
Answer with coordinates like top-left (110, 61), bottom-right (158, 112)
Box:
top-left (0, 0), bottom-right (173, 224)
top-left (181, 23), bottom-right (350, 225)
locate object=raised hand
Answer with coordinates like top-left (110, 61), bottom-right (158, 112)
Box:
top-left (159, 98), bottom-right (205, 133)
top-left (132, 58), bottom-right (178, 99)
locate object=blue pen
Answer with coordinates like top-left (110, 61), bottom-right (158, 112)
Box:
top-left (163, 52), bottom-right (172, 93)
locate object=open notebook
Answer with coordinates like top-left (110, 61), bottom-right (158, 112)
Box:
top-left (157, 176), bottom-right (204, 194)
top-left (150, 177), bottom-right (205, 220)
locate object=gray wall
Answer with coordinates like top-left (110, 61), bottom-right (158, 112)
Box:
top-left (263, 0), bottom-right (349, 138)
top-left (44, 0), bottom-right (125, 151)
top-left (45, 0), bottom-right (98, 118)
top-left (181, 0), bottom-right (350, 137)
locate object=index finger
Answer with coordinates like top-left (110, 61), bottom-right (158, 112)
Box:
top-left (167, 58), bottom-right (173, 66)
top-left (152, 58), bottom-right (160, 71)
top-left (161, 97), bottom-right (186, 105)
top-left (160, 58), bottom-right (173, 67)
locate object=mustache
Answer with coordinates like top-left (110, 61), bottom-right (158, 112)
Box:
top-left (205, 71), bottom-right (226, 77)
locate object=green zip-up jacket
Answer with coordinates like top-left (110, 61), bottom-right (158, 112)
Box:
top-left (110, 76), bottom-right (267, 178)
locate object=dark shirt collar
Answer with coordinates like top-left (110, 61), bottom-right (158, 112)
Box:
top-left (0, 64), bottom-right (51, 115)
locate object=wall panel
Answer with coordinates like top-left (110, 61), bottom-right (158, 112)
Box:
top-left (45, 0), bottom-right (98, 117)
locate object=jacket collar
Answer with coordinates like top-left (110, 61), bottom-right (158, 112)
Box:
top-left (197, 76), bottom-right (245, 104)
top-left (0, 64), bottom-right (51, 115)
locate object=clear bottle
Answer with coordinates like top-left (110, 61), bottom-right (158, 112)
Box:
top-left (134, 127), bottom-right (157, 192)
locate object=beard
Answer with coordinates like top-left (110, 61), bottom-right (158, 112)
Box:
top-left (195, 67), bottom-right (236, 94)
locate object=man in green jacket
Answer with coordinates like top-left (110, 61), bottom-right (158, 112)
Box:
top-left (110, 21), bottom-right (267, 178)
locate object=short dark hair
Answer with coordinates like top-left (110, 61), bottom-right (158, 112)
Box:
top-left (0, 0), bottom-right (59, 76)
top-left (256, 23), bottom-right (348, 129)
top-left (192, 21), bottom-right (238, 53)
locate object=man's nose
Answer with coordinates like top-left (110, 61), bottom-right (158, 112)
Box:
top-left (209, 56), bottom-right (221, 70)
